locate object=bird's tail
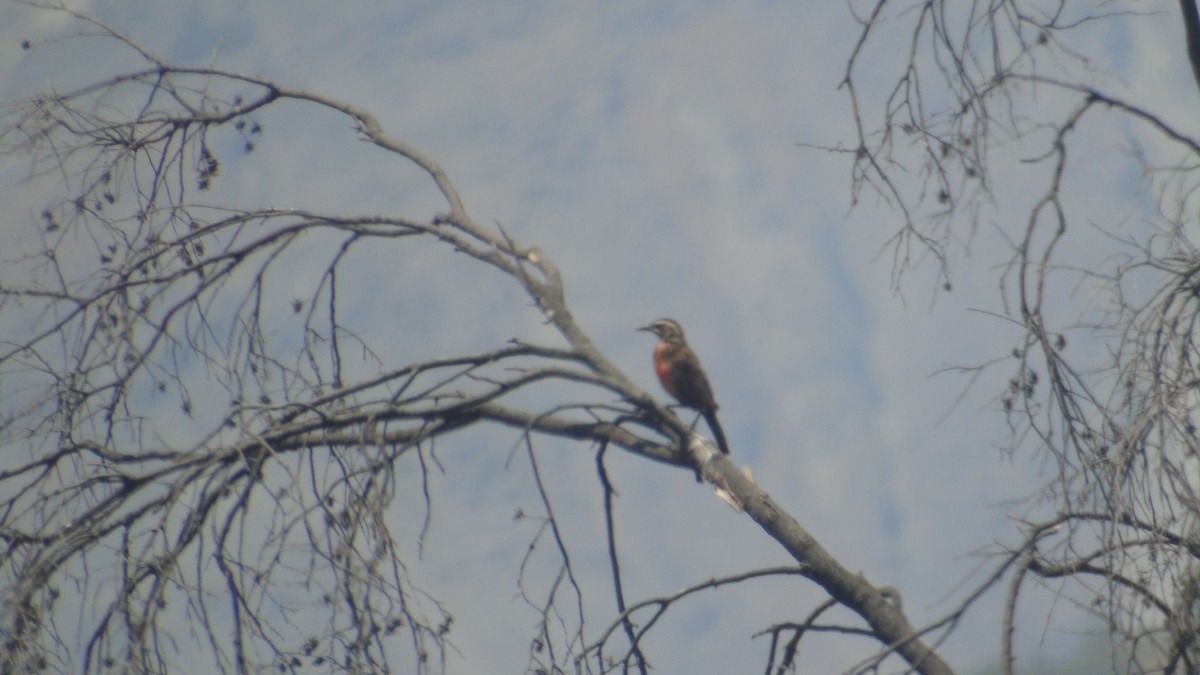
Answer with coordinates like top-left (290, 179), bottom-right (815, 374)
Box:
top-left (702, 411), bottom-right (730, 455)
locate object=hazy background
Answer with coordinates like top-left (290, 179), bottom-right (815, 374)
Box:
top-left (2, 1), bottom-right (1192, 672)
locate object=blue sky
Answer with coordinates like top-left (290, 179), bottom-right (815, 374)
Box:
top-left (2, 1), bottom-right (1194, 673)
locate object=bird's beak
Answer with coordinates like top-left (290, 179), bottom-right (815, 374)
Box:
top-left (636, 324), bottom-right (654, 333)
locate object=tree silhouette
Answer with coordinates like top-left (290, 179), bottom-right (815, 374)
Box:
top-left (836, 0), bottom-right (1200, 672)
top-left (7, 2), bottom-right (1200, 673)
top-left (0, 7), bottom-right (952, 674)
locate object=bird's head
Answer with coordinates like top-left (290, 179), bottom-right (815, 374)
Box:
top-left (637, 318), bottom-right (686, 342)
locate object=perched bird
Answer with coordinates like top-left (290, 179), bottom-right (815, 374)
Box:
top-left (637, 318), bottom-right (730, 455)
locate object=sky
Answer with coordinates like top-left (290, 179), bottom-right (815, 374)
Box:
top-left (1, 1), bottom-right (1195, 673)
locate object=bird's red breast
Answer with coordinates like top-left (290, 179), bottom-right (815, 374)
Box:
top-left (652, 340), bottom-right (676, 397)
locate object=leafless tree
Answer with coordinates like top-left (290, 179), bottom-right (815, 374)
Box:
top-left (0, 6), bottom-right (955, 675)
top-left (836, 0), bottom-right (1200, 672)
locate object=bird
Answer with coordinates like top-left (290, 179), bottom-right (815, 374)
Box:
top-left (637, 318), bottom-right (730, 455)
